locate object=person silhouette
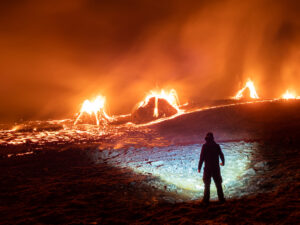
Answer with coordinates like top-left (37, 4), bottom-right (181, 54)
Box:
top-left (198, 132), bottom-right (225, 204)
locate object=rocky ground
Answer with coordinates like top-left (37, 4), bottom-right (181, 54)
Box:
top-left (0, 142), bottom-right (299, 224)
top-left (0, 100), bottom-right (299, 224)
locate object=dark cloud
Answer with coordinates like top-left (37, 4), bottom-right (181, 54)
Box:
top-left (0, 0), bottom-right (299, 122)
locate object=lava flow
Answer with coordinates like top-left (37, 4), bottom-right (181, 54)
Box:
top-left (234, 80), bottom-right (259, 100)
top-left (71, 83), bottom-right (300, 127)
top-left (74, 95), bottom-right (111, 125)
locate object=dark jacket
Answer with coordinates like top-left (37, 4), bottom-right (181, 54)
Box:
top-left (198, 141), bottom-right (225, 172)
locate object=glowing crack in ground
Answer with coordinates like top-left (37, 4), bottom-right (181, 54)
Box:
top-left (96, 142), bottom-right (266, 201)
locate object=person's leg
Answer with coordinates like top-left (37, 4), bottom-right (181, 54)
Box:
top-left (215, 181), bottom-right (225, 202)
top-left (203, 171), bottom-right (211, 203)
top-left (213, 172), bottom-right (225, 202)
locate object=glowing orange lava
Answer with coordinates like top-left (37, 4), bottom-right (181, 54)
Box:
top-left (138, 89), bottom-right (180, 117)
top-left (74, 95), bottom-right (111, 125)
top-left (234, 79), bottom-right (259, 99)
top-left (282, 90), bottom-right (296, 100)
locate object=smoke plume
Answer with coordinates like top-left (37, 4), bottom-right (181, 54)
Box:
top-left (0, 0), bottom-right (299, 122)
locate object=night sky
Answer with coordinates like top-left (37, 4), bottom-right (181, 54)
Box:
top-left (0, 0), bottom-right (299, 122)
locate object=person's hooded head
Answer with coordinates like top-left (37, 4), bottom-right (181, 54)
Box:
top-left (205, 132), bottom-right (214, 143)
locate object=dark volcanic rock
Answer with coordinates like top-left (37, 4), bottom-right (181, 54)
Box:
top-left (132, 97), bottom-right (178, 124)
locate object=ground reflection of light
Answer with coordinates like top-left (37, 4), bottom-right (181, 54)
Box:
top-left (96, 142), bottom-right (264, 200)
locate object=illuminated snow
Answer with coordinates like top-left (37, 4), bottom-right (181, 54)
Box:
top-left (96, 142), bottom-right (265, 201)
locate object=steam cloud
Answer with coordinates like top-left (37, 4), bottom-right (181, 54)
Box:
top-left (0, 0), bottom-right (299, 122)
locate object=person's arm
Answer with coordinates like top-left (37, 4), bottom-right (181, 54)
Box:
top-left (218, 144), bottom-right (225, 166)
top-left (198, 145), bottom-right (205, 173)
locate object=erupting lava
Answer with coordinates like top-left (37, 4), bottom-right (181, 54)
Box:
top-left (73, 89), bottom-right (183, 126)
top-left (138, 89), bottom-right (180, 117)
top-left (131, 89), bottom-right (182, 124)
top-left (74, 95), bottom-right (111, 125)
top-left (234, 80), bottom-right (259, 100)
top-left (282, 90), bottom-right (296, 100)
top-left (71, 85), bottom-right (299, 127)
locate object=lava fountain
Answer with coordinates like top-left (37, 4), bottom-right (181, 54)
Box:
top-left (138, 89), bottom-right (180, 116)
top-left (282, 90), bottom-right (297, 100)
top-left (74, 95), bottom-right (111, 125)
top-left (132, 89), bottom-right (182, 124)
top-left (234, 79), bottom-right (259, 100)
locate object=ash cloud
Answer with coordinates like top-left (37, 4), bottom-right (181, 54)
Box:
top-left (0, 0), bottom-right (299, 122)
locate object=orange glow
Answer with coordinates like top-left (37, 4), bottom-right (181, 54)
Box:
top-left (138, 89), bottom-right (180, 117)
top-left (11, 125), bottom-right (21, 131)
top-left (282, 90), bottom-right (296, 100)
top-left (234, 79), bottom-right (259, 100)
top-left (74, 95), bottom-right (111, 125)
